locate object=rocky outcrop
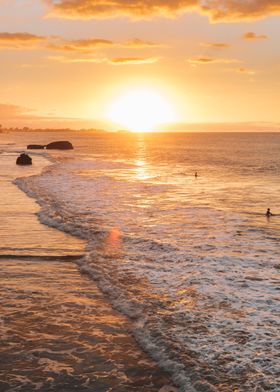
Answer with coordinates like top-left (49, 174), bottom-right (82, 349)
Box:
top-left (46, 141), bottom-right (73, 150)
top-left (27, 144), bottom-right (45, 149)
top-left (16, 153), bottom-right (32, 165)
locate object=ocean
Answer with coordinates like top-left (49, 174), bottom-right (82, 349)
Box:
top-left (1, 131), bottom-right (279, 391)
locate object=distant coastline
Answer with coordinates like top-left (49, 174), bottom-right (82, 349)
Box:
top-left (0, 127), bottom-right (107, 133)
top-left (158, 121), bottom-right (280, 133)
top-left (1, 122), bottom-right (280, 133)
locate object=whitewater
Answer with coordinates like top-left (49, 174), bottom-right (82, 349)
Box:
top-left (3, 131), bottom-right (280, 391)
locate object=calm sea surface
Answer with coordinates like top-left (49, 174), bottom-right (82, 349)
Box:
top-left (1, 131), bottom-right (280, 391)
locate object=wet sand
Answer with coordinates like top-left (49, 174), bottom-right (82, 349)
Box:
top-left (0, 152), bottom-right (85, 257)
top-left (0, 257), bottom-right (173, 391)
top-left (0, 149), bottom-right (174, 392)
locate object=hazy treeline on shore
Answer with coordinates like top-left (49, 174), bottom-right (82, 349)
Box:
top-left (0, 125), bottom-right (106, 133)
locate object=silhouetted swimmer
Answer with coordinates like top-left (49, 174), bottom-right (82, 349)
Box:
top-left (266, 208), bottom-right (272, 217)
top-left (195, 172), bottom-right (198, 178)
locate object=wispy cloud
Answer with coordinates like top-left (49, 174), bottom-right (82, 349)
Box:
top-left (109, 56), bottom-right (160, 64)
top-left (188, 56), bottom-right (240, 65)
top-left (0, 32), bottom-right (46, 48)
top-left (122, 38), bottom-right (164, 48)
top-left (45, 0), bottom-right (280, 21)
top-left (201, 42), bottom-right (231, 49)
top-left (243, 32), bottom-right (268, 40)
top-left (47, 55), bottom-right (160, 65)
top-left (46, 55), bottom-right (107, 63)
top-left (0, 32), bottom-right (163, 57)
top-left (46, 37), bottom-right (163, 52)
top-left (235, 67), bottom-right (256, 75)
top-left (46, 38), bottom-right (114, 52)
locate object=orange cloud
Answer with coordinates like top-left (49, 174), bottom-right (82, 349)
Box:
top-left (0, 32), bottom-right (163, 55)
top-left (201, 0), bottom-right (280, 21)
top-left (45, 0), bottom-right (196, 19)
top-left (188, 56), bottom-right (239, 65)
top-left (46, 55), bottom-right (107, 63)
top-left (236, 67), bottom-right (256, 75)
top-left (201, 42), bottom-right (231, 49)
top-left (46, 37), bottom-right (162, 52)
top-left (47, 38), bottom-right (114, 52)
top-left (123, 38), bottom-right (164, 48)
top-left (47, 55), bottom-right (160, 65)
top-left (243, 32), bottom-right (268, 40)
top-left (0, 32), bottom-right (46, 48)
top-left (109, 56), bottom-right (160, 64)
top-left (45, 0), bottom-right (280, 21)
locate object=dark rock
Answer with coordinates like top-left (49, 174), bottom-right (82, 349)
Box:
top-left (193, 381), bottom-right (218, 392)
top-left (16, 153), bottom-right (32, 165)
top-left (27, 144), bottom-right (45, 149)
top-left (46, 141), bottom-right (73, 150)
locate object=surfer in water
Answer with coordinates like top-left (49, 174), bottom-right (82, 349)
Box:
top-left (266, 208), bottom-right (272, 217)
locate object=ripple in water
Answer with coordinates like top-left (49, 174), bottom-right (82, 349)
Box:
top-left (9, 132), bottom-right (280, 391)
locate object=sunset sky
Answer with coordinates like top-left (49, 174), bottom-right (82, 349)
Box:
top-left (0, 0), bottom-right (280, 130)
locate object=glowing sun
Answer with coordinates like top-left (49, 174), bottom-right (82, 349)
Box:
top-left (108, 88), bottom-right (176, 131)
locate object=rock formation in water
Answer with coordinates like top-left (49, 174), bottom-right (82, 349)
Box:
top-left (16, 153), bottom-right (32, 165)
top-left (46, 141), bottom-right (73, 150)
top-left (27, 144), bottom-right (45, 149)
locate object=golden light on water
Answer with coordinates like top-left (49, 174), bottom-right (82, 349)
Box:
top-left (107, 88), bottom-right (177, 132)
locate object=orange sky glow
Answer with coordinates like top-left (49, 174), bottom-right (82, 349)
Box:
top-left (0, 0), bottom-right (280, 131)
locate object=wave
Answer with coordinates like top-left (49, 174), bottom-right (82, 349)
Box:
top-left (14, 156), bottom-right (280, 392)
top-left (14, 161), bottom-right (213, 390)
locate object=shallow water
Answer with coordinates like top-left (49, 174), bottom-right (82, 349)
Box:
top-left (0, 150), bottom-right (85, 257)
top-left (0, 258), bottom-right (171, 391)
top-left (2, 131), bottom-right (280, 391)
top-left (0, 135), bottom-right (173, 391)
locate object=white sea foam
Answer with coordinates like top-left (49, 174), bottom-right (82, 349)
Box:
top-left (14, 132), bottom-right (280, 391)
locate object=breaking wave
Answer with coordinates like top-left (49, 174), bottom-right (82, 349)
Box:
top-left (14, 142), bottom-right (280, 391)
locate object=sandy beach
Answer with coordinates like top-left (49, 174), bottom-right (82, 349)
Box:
top-left (0, 148), bottom-right (173, 391)
top-left (0, 257), bottom-right (172, 391)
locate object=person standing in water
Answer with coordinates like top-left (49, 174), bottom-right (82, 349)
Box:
top-left (266, 208), bottom-right (272, 217)
top-left (195, 172), bottom-right (198, 178)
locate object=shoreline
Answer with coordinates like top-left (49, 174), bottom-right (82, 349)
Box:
top-left (0, 257), bottom-right (173, 391)
top-left (0, 148), bottom-right (176, 391)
